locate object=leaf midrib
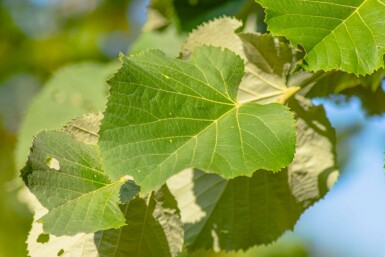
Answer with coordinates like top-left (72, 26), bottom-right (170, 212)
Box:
top-left (304, 0), bottom-right (369, 53)
top-left (124, 56), bottom-right (235, 106)
top-left (140, 105), bottom-right (239, 186)
top-left (41, 179), bottom-right (125, 227)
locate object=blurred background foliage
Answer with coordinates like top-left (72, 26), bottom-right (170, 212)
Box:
top-left (0, 0), bottom-right (384, 257)
top-left (0, 1), bottom-right (140, 256)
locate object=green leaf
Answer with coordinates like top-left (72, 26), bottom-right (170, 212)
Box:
top-left (16, 62), bottom-right (118, 170)
top-left (96, 185), bottom-right (183, 257)
top-left (237, 33), bottom-right (304, 103)
top-left (169, 169), bottom-right (302, 251)
top-left (27, 186), bottom-right (183, 257)
top-left (168, 96), bottom-right (338, 251)
top-left (27, 196), bottom-right (97, 257)
top-left (181, 17), bottom-right (307, 104)
top-left (100, 46), bottom-right (296, 192)
top-left (257, 0), bottom-right (385, 75)
top-left (22, 129), bottom-right (140, 236)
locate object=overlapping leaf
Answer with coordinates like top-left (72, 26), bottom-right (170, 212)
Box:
top-left (168, 96), bottom-right (338, 251)
top-left (95, 186), bottom-right (183, 257)
top-left (28, 185), bottom-right (183, 257)
top-left (181, 17), bottom-right (385, 118)
top-left (27, 195), bottom-right (97, 257)
top-left (257, 0), bottom-right (385, 75)
top-left (26, 116), bottom-right (183, 257)
top-left (288, 97), bottom-right (339, 205)
top-left (100, 46), bottom-right (296, 192)
top-left (181, 17), bottom-right (308, 104)
top-left (168, 169), bottom-right (302, 251)
top-left (22, 119), bottom-right (139, 235)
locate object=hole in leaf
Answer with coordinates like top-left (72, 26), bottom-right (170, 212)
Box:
top-left (37, 233), bottom-right (50, 243)
top-left (57, 249), bottom-right (64, 256)
top-left (211, 227), bottom-right (220, 252)
top-left (46, 157), bottom-right (60, 170)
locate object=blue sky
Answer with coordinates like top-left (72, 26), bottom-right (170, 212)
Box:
top-left (292, 96), bottom-right (385, 257)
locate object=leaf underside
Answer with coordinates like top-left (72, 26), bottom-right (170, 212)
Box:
top-left (100, 46), bottom-right (296, 192)
top-left (181, 17), bottom-right (307, 104)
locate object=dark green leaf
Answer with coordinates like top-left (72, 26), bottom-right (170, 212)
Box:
top-left (95, 185), bottom-right (183, 257)
top-left (306, 69), bottom-right (383, 98)
top-left (174, 0), bottom-right (249, 31)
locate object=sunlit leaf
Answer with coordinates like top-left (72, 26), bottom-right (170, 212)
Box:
top-left (257, 0), bottom-right (385, 75)
top-left (27, 195), bottom-right (97, 257)
top-left (22, 129), bottom-right (139, 236)
top-left (100, 46), bottom-right (296, 192)
top-left (168, 96), bottom-right (338, 251)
